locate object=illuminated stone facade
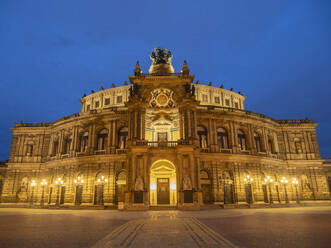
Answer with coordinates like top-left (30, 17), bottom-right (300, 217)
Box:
top-left (0, 48), bottom-right (330, 210)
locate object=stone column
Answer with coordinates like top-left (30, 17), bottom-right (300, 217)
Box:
top-left (180, 109), bottom-right (185, 140)
top-left (141, 110), bottom-right (146, 140)
top-left (107, 121), bottom-right (112, 153)
top-left (88, 125), bottom-right (93, 154)
top-left (133, 111), bottom-right (138, 139)
top-left (187, 110), bottom-right (192, 139)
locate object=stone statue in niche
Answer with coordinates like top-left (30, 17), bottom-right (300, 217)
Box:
top-left (191, 85), bottom-right (195, 96)
top-left (184, 83), bottom-right (191, 94)
top-left (183, 175), bottom-right (192, 190)
top-left (17, 177), bottom-right (28, 202)
top-left (119, 136), bottom-right (127, 149)
top-left (201, 135), bottom-right (207, 148)
top-left (135, 177), bottom-right (144, 191)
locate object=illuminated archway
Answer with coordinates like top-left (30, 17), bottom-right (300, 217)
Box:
top-left (150, 160), bottom-right (177, 206)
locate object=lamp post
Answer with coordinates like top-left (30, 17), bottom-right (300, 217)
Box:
top-left (40, 179), bottom-right (47, 207)
top-left (96, 175), bottom-right (108, 205)
top-left (150, 182), bottom-right (156, 205)
top-left (97, 175), bottom-right (108, 184)
top-left (30, 180), bottom-right (36, 206)
top-left (55, 178), bottom-right (63, 207)
top-left (292, 178), bottom-right (300, 204)
top-left (74, 176), bottom-right (84, 205)
top-left (243, 175), bottom-right (254, 204)
top-left (280, 177), bottom-right (289, 204)
top-left (170, 182), bottom-right (177, 205)
top-left (264, 176), bottom-right (273, 204)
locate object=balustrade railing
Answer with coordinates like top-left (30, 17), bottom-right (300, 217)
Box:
top-left (116, 149), bottom-right (127, 154)
top-left (147, 141), bottom-right (178, 148)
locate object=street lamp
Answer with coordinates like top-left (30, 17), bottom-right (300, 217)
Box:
top-left (264, 176), bottom-right (273, 204)
top-left (280, 177), bottom-right (289, 204)
top-left (97, 175), bottom-right (108, 183)
top-left (74, 176), bottom-right (84, 205)
top-left (243, 175), bottom-right (254, 204)
top-left (30, 180), bottom-right (36, 206)
top-left (150, 182), bottom-right (156, 205)
top-left (40, 179), bottom-right (47, 207)
top-left (95, 175), bottom-right (108, 205)
top-left (170, 182), bottom-right (176, 204)
top-left (74, 176), bottom-right (84, 184)
top-left (292, 178), bottom-right (300, 204)
top-left (55, 178), bottom-right (63, 206)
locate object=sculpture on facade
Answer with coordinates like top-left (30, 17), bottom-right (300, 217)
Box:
top-left (134, 61), bottom-right (142, 76)
top-left (181, 60), bottom-right (190, 75)
top-left (150, 47), bottom-right (172, 65)
top-left (183, 175), bottom-right (192, 190)
top-left (135, 177), bottom-right (144, 191)
top-left (149, 47), bottom-right (174, 74)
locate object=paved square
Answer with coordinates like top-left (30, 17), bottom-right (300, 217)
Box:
top-left (0, 207), bottom-right (330, 248)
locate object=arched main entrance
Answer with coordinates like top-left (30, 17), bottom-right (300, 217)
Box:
top-left (150, 160), bottom-right (177, 206)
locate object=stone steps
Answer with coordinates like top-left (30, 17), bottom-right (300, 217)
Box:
top-left (149, 205), bottom-right (178, 210)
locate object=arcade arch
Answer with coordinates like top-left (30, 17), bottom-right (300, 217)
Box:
top-left (149, 160), bottom-right (177, 206)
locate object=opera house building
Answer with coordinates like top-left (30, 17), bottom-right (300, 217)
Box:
top-left (0, 48), bottom-right (329, 210)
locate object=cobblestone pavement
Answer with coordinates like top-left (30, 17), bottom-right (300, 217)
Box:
top-left (0, 207), bottom-right (330, 248)
top-left (92, 211), bottom-right (237, 248)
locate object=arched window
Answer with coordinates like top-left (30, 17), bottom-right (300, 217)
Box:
top-left (294, 138), bottom-right (302, 154)
top-left (26, 143), bottom-right (33, 156)
top-left (254, 133), bottom-right (262, 152)
top-left (268, 137), bottom-right (274, 154)
top-left (118, 127), bottom-right (128, 149)
top-left (217, 127), bottom-right (229, 149)
top-left (238, 129), bottom-right (247, 151)
top-left (197, 126), bottom-right (208, 148)
top-left (200, 170), bottom-right (209, 180)
top-left (97, 129), bottom-right (108, 150)
top-left (79, 132), bottom-right (89, 152)
top-left (52, 140), bottom-right (59, 156)
top-left (63, 136), bottom-right (72, 154)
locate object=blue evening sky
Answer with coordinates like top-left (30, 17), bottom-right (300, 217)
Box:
top-left (0, 0), bottom-right (330, 160)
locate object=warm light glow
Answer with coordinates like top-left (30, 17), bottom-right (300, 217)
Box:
top-left (265, 176), bottom-right (272, 183)
top-left (244, 175), bottom-right (254, 183)
top-left (292, 178), bottom-right (298, 184)
top-left (170, 182), bottom-right (176, 191)
top-left (81, 179), bottom-right (84, 183)
top-left (74, 180), bottom-right (77, 183)
top-left (31, 180), bottom-right (36, 187)
top-left (97, 179), bottom-right (101, 182)
top-left (150, 182), bottom-right (156, 190)
top-left (281, 177), bottom-right (288, 184)
top-left (105, 178), bottom-right (108, 182)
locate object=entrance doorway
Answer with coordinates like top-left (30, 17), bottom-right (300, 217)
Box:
top-left (75, 185), bottom-right (83, 205)
top-left (200, 170), bottom-right (212, 204)
top-left (157, 178), bottom-right (170, 204)
top-left (150, 160), bottom-right (177, 206)
top-left (94, 185), bottom-right (104, 205)
top-left (116, 171), bottom-right (126, 203)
